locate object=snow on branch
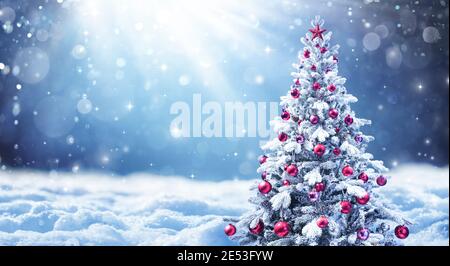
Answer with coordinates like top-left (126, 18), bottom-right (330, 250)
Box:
top-left (304, 167), bottom-right (322, 186)
top-left (270, 191), bottom-right (291, 211)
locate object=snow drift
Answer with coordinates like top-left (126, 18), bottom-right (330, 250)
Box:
top-left (0, 164), bottom-right (448, 246)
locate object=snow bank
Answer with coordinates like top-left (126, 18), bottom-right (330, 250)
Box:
top-left (0, 164), bottom-right (448, 246)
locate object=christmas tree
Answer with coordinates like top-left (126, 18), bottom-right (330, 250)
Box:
top-left (224, 16), bottom-right (411, 246)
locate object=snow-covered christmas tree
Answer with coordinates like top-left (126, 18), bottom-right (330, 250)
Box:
top-left (224, 16), bottom-right (411, 246)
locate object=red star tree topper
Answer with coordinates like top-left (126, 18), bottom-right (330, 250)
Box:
top-left (309, 24), bottom-right (326, 40)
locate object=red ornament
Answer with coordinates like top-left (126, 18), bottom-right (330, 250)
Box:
top-left (295, 79), bottom-right (301, 85)
top-left (261, 171), bottom-right (267, 180)
top-left (259, 155), bottom-right (268, 164)
top-left (286, 164), bottom-right (298, 177)
top-left (311, 65), bottom-right (317, 71)
top-left (356, 193), bottom-right (370, 205)
top-left (357, 228), bottom-right (370, 240)
top-left (358, 172), bottom-right (369, 183)
top-left (394, 225), bottom-right (409, 239)
top-left (281, 111), bottom-right (291, 121)
top-left (278, 132), bottom-right (288, 142)
top-left (249, 220), bottom-right (264, 235)
top-left (327, 84), bottom-right (336, 92)
top-left (296, 135), bottom-right (305, 144)
top-left (310, 115), bottom-right (319, 125)
top-left (335, 127), bottom-right (340, 133)
top-left (313, 144), bottom-right (326, 157)
top-left (354, 135), bottom-right (363, 143)
top-left (328, 108), bottom-right (339, 119)
top-left (315, 182), bottom-right (325, 192)
top-left (320, 47), bottom-right (327, 54)
top-left (344, 115), bottom-right (354, 126)
top-left (313, 82), bottom-right (321, 91)
top-left (258, 181), bottom-right (272, 194)
top-left (304, 50), bottom-right (310, 58)
top-left (309, 190), bottom-right (319, 202)
top-left (376, 176), bottom-right (387, 186)
top-left (316, 216), bottom-right (329, 229)
top-left (340, 201), bottom-right (352, 214)
top-left (342, 165), bottom-right (354, 177)
top-left (282, 180), bottom-right (291, 186)
top-left (291, 88), bottom-right (300, 99)
top-left (274, 221), bottom-right (290, 237)
top-left (309, 24), bottom-right (326, 40)
top-left (224, 224), bottom-right (236, 236)
top-left (333, 147), bottom-right (341, 156)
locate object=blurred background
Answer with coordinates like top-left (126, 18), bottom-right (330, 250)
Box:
top-left (0, 0), bottom-right (448, 180)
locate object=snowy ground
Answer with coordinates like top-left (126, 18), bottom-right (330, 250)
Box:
top-left (0, 164), bottom-right (448, 246)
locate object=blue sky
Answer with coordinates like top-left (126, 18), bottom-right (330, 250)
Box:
top-left (0, 0), bottom-right (448, 180)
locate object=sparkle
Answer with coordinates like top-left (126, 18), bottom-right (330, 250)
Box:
top-left (417, 83), bottom-right (424, 92)
top-left (126, 102), bottom-right (134, 111)
top-left (170, 126), bottom-right (183, 138)
top-left (424, 138), bottom-right (431, 145)
top-left (101, 155), bottom-right (110, 164)
top-left (264, 46), bottom-right (273, 54)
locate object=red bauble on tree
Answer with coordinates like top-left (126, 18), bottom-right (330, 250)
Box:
top-left (295, 79), bottom-right (301, 86)
top-left (224, 224), bottom-right (236, 236)
top-left (304, 50), bottom-right (310, 58)
top-left (286, 164), bottom-right (298, 177)
top-left (316, 216), bottom-right (329, 229)
top-left (258, 181), bottom-right (272, 194)
top-left (314, 144), bottom-right (326, 157)
top-left (394, 225), bottom-right (409, 239)
top-left (249, 220), bottom-right (264, 235)
top-left (376, 175), bottom-right (387, 186)
top-left (259, 155), bottom-right (268, 164)
top-left (333, 147), bottom-right (341, 156)
top-left (342, 165), bottom-right (354, 176)
top-left (310, 115), bottom-right (320, 125)
top-left (328, 108), bottom-right (339, 119)
top-left (340, 201), bottom-right (352, 214)
top-left (315, 182), bottom-right (325, 192)
top-left (344, 115), bottom-right (354, 126)
top-left (327, 84), bottom-right (336, 92)
top-left (358, 172), bottom-right (369, 183)
top-left (278, 132), bottom-right (288, 142)
top-left (308, 190), bottom-right (319, 202)
top-left (281, 111), bottom-right (291, 121)
top-left (356, 193), bottom-right (370, 205)
top-left (282, 180), bottom-right (291, 186)
top-left (261, 171), bottom-right (267, 180)
top-left (357, 228), bottom-right (370, 240)
top-left (320, 47), bottom-right (327, 54)
top-left (274, 221), bottom-right (290, 237)
top-left (291, 88), bottom-right (300, 98)
top-left (313, 82), bottom-right (321, 91)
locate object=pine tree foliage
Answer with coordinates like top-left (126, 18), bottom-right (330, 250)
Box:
top-left (229, 16), bottom-right (410, 246)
